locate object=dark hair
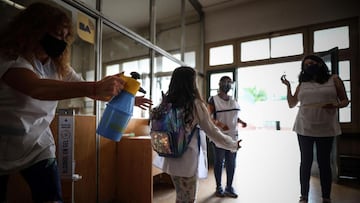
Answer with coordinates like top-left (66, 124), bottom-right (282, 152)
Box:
top-left (166, 66), bottom-right (202, 125)
top-left (299, 54), bottom-right (331, 84)
top-left (0, 2), bottom-right (74, 77)
top-left (220, 76), bottom-right (231, 82)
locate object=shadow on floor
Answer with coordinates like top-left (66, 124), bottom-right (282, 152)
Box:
top-left (153, 130), bottom-right (360, 203)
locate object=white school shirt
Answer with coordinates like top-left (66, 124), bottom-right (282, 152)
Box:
top-left (212, 95), bottom-right (240, 139)
top-left (153, 99), bottom-right (239, 178)
top-left (0, 56), bottom-right (82, 175)
top-left (293, 75), bottom-right (341, 137)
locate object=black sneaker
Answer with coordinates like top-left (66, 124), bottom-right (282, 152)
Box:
top-left (299, 196), bottom-right (308, 203)
top-left (215, 186), bottom-right (225, 197)
top-left (322, 198), bottom-right (331, 203)
top-left (224, 187), bottom-right (238, 198)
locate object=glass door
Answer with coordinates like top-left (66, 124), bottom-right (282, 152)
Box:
top-left (319, 47), bottom-right (339, 74)
top-left (318, 47), bottom-right (351, 123)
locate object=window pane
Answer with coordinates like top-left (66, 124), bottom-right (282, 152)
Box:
top-left (139, 58), bottom-right (150, 74)
top-left (167, 54), bottom-right (181, 70)
top-left (153, 76), bottom-right (171, 106)
top-left (339, 61), bottom-right (350, 80)
top-left (116, 59), bottom-right (150, 116)
top-left (237, 61), bottom-right (301, 129)
top-left (102, 0), bottom-right (149, 39)
top-left (339, 104), bottom-right (351, 123)
top-left (123, 61), bottom-right (139, 74)
top-left (185, 51), bottom-right (196, 68)
top-left (156, 54), bottom-right (181, 72)
top-left (209, 45), bottom-right (233, 66)
top-left (314, 26), bottom-right (349, 52)
top-left (346, 92), bottom-right (351, 101)
top-left (343, 81), bottom-right (351, 100)
top-left (106, 64), bottom-right (120, 76)
top-left (102, 24), bottom-right (150, 118)
top-left (343, 81), bottom-right (351, 92)
top-left (271, 33), bottom-right (303, 58)
top-left (241, 39), bottom-right (270, 62)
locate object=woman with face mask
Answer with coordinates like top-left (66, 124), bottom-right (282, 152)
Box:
top-left (207, 76), bottom-right (247, 198)
top-left (0, 2), bottom-right (152, 203)
top-left (281, 55), bottom-right (349, 203)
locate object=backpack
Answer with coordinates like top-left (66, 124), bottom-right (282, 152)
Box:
top-left (150, 99), bottom-right (198, 158)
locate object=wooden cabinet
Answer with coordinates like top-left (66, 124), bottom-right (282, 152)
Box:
top-left (337, 133), bottom-right (360, 181)
top-left (6, 116), bottom-right (160, 203)
top-left (116, 136), bottom-right (153, 203)
top-left (7, 115), bottom-right (98, 203)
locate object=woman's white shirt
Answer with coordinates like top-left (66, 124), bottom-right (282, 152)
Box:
top-left (293, 76), bottom-right (341, 137)
top-left (0, 56), bottom-right (82, 174)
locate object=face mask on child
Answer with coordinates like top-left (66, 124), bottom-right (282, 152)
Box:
top-left (40, 33), bottom-right (67, 58)
top-left (219, 81), bottom-right (233, 93)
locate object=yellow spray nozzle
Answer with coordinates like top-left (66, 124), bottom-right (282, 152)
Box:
top-left (119, 74), bottom-right (140, 95)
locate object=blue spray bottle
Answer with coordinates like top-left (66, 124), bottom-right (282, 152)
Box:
top-left (96, 72), bottom-right (145, 141)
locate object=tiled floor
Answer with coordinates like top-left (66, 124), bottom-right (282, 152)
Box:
top-left (153, 130), bottom-right (360, 203)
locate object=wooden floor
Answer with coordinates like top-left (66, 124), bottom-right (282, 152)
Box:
top-left (153, 130), bottom-right (360, 203)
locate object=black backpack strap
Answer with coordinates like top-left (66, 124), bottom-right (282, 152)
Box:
top-left (196, 128), bottom-right (201, 153)
top-left (208, 96), bottom-right (216, 120)
top-left (187, 124), bottom-right (201, 153)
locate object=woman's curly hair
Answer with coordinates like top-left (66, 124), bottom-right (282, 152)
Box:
top-left (299, 54), bottom-right (331, 84)
top-left (0, 2), bottom-right (74, 78)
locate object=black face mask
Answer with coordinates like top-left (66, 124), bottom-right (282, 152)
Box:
top-left (304, 64), bottom-right (320, 76)
top-left (40, 33), bottom-right (67, 58)
top-left (219, 82), bottom-right (232, 93)
top-left (219, 84), bottom-right (231, 93)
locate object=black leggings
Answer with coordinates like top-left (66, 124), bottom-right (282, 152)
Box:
top-left (297, 134), bottom-right (334, 199)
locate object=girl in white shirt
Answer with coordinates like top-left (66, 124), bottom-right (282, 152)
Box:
top-left (153, 66), bottom-right (241, 203)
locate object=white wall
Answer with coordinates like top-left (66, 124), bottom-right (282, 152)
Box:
top-left (204, 0), bottom-right (359, 43)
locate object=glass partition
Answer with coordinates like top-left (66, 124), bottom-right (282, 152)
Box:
top-left (101, 0), bottom-right (150, 39)
top-left (2, 0), bottom-right (203, 115)
top-left (156, 0), bottom-right (182, 52)
top-left (156, 0), bottom-right (200, 60)
top-left (102, 24), bottom-right (151, 118)
top-left (184, 0), bottom-right (201, 71)
top-left (49, 2), bottom-right (98, 115)
top-left (73, 0), bottom-right (97, 10)
top-left (0, 1), bottom-right (98, 115)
